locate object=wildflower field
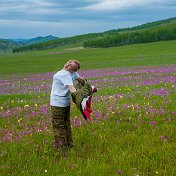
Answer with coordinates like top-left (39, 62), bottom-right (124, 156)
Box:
top-left (0, 63), bottom-right (176, 175)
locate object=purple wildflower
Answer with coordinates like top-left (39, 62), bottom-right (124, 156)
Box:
top-left (160, 136), bottom-right (165, 139)
top-left (151, 121), bottom-right (157, 125)
top-left (116, 169), bottom-right (124, 175)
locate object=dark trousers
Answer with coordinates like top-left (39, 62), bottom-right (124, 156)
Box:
top-left (51, 106), bottom-right (73, 150)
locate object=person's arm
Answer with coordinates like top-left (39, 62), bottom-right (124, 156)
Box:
top-left (69, 85), bottom-right (77, 93)
top-left (76, 77), bottom-right (85, 85)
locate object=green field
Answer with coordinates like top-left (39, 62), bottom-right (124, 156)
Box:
top-left (0, 41), bottom-right (176, 175)
top-left (0, 40), bottom-right (176, 75)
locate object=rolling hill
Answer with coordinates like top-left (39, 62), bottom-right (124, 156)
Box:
top-left (0, 35), bottom-right (58, 52)
top-left (0, 40), bottom-right (176, 75)
top-left (12, 17), bottom-right (176, 53)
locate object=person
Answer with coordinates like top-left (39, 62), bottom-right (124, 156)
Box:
top-left (50, 60), bottom-right (85, 154)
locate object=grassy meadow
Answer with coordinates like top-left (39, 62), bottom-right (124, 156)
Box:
top-left (0, 40), bottom-right (176, 75)
top-left (0, 40), bottom-right (176, 175)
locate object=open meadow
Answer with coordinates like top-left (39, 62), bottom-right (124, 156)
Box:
top-left (0, 41), bottom-right (176, 175)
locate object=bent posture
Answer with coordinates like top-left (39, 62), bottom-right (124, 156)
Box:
top-left (50, 60), bottom-right (84, 153)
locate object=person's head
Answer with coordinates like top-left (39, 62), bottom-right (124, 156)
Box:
top-left (64, 60), bottom-right (80, 72)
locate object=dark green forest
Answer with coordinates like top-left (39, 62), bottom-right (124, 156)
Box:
top-left (12, 33), bottom-right (103, 53)
top-left (12, 17), bottom-right (176, 53)
top-left (0, 39), bottom-right (18, 52)
top-left (84, 23), bottom-right (176, 48)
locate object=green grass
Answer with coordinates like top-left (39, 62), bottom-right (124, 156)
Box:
top-left (1, 115), bottom-right (176, 175)
top-left (0, 40), bottom-right (176, 75)
top-left (0, 41), bottom-right (176, 175)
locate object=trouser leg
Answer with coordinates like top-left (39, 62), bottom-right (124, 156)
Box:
top-left (51, 106), bottom-right (68, 150)
top-left (64, 106), bottom-right (73, 148)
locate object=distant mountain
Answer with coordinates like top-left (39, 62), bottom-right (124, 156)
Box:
top-left (0, 39), bottom-right (19, 52)
top-left (12, 17), bottom-right (176, 53)
top-left (11, 35), bottom-right (58, 45)
top-left (12, 38), bottom-right (29, 43)
top-left (0, 35), bottom-right (58, 52)
top-left (2, 17), bottom-right (176, 53)
top-left (26, 35), bottom-right (58, 44)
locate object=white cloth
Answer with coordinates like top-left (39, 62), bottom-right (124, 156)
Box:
top-left (50, 69), bottom-right (79, 107)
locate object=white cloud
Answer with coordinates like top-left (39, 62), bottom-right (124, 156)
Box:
top-left (26, 0), bottom-right (55, 7)
top-left (0, 0), bottom-right (65, 14)
top-left (0, 0), bottom-right (175, 38)
top-left (0, 18), bottom-right (142, 38)
top-left (81, 0), bottom-right (173, 11)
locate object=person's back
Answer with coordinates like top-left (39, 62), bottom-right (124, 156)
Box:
top-left (50, 69), bottom-right (79, 107)
top-left (50, 60), bottom-right (85, 154)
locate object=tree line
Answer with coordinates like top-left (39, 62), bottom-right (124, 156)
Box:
top-left (12, 33), bottom-right (104, 53)
top-left (83, 23), bottom-right (176, 48)
top-left (12, 17), bottom-right (176, 52)
top-left (103, 17), bottom-right (176, 35)
top-left (0, 39), bottom-right (16, 51)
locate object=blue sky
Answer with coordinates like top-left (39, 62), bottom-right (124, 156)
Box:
top-left (0, 0), bottom-right (175, 39)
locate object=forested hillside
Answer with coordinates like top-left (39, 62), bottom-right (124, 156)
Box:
top-left (12, 33), bottom-right (103, 53)
top-left (84, 23), bottom-right (176, 48)
top-left (0, 39), bottom-right (20, 53)
top-left (103, 17), bottom-right (176, 34)
top-left (0, 35), bottom-right (57, 52)
top-left (12, 17), bottom-right (176, 53)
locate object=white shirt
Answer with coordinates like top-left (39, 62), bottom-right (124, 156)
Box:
top-left (50, 69), bottom-right (80, 107)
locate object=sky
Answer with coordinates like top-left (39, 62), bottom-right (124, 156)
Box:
top-left (0, 0), bottom-right (176, 39)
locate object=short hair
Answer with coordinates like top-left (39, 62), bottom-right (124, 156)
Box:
top-left (64, 59), bottom-right (80, 70)
top-left (72, 60), bottom-right (80, 70)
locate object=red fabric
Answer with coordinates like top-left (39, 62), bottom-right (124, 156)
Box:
top-left (82, 86), bottom-right (97, 120)
top-left (92, 87), bottom-right (97, 93)
top-left (83, 96), bottom-right (93, 120)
